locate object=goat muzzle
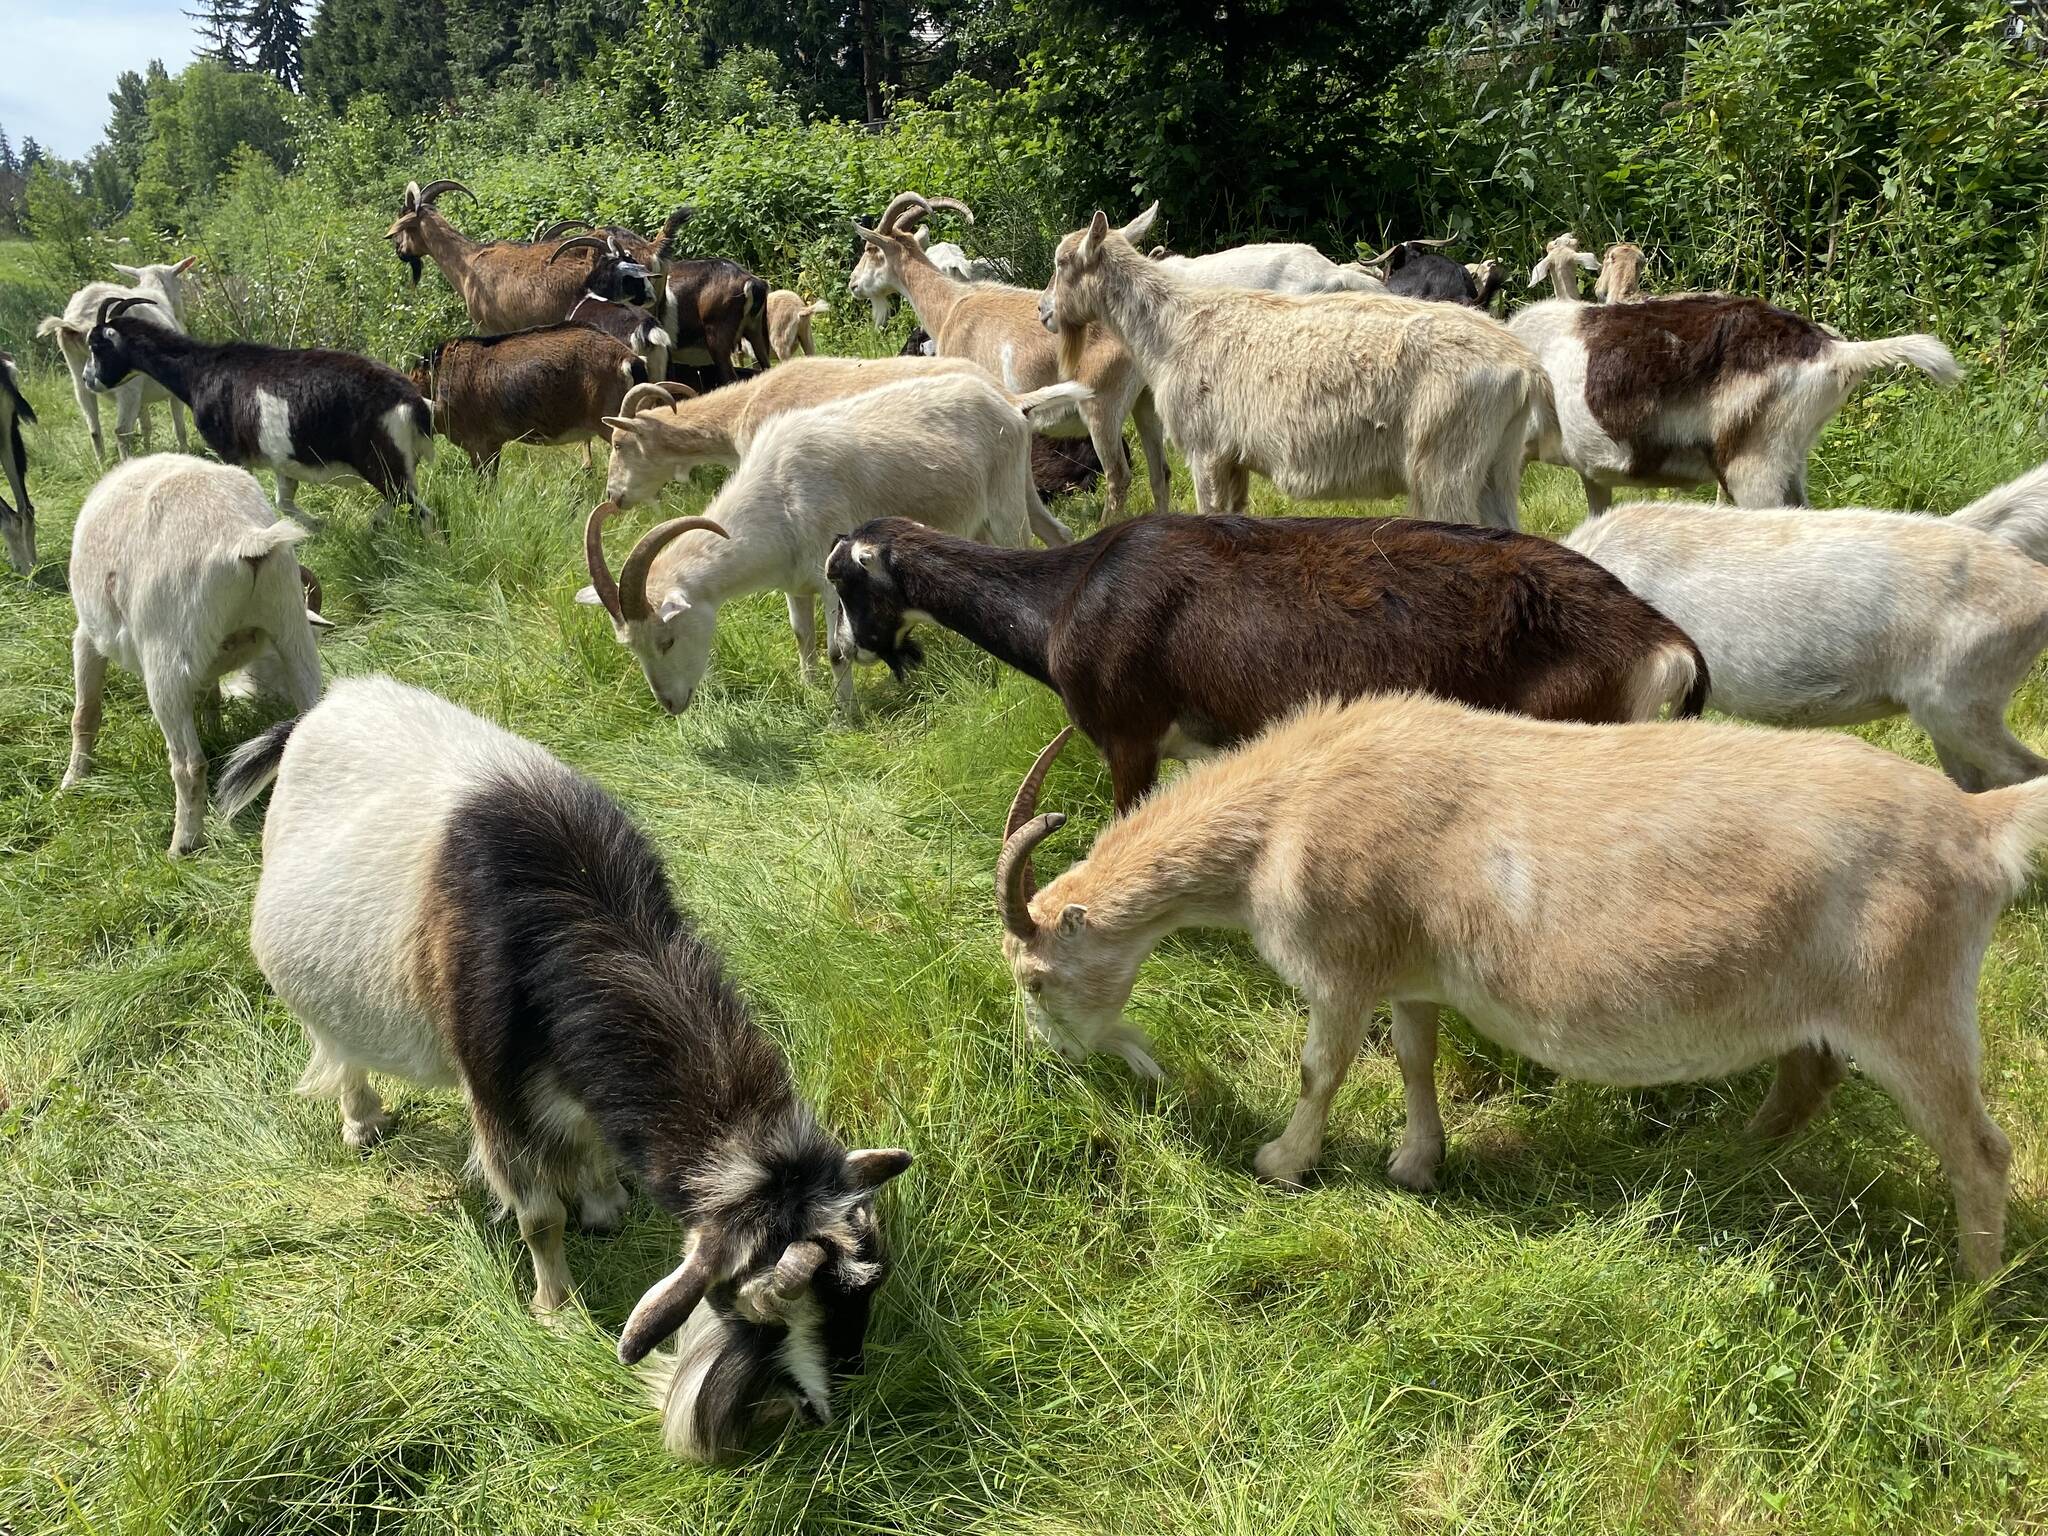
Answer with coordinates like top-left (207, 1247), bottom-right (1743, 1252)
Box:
top-left (996, 727), bottom-right (1074, 939)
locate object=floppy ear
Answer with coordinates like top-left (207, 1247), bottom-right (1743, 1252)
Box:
top-left (1118, 201), bottom-right (1161, 244)
top-left (1574, 250), bottom-right (1601, 271)
top-left (845, 1148), bottom-right (913, 1190)
top-left (618, 1238), bottom-right (721, 1365)
top-left (1526, 256), bottom-right (1551, 287)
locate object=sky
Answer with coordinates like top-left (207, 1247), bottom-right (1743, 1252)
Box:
top-left (1, 0), bottom-right (199, 161)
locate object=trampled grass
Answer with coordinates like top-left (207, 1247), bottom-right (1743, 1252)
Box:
top-left (3, 317), bottom-right (2048, 1534)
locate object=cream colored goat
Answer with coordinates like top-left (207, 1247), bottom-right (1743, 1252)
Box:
top-left (751, 290), bottom-right (831, 362)
top-left (1039, 208), bottom-right (1548, 528)
top-left (1528, 232), bottom-right (1600, 301)
top-left (849, 192), bottom-right (1172, 521)
top-left (997, 693), bottom-right (2045, 1280)
top-left (1595, 242), bottom-right (1648, 303)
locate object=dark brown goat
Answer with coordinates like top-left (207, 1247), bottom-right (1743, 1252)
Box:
top-left (411, 324), bottom-right (648, 471)
top-left (556, 217), bottom-right (771, 386)
top-left (826, 515), bottom-right (1709, 811)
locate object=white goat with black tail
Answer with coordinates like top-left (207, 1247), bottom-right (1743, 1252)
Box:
top-left (998, 692), bottom-right (2048, 1281)
top-left (0, 350), bottom-right (35, 573)
top-left (82, 296), bottom-right (435, 528)
top-left (61, 454), bottom-right (326, 857)
top-left (37, 258), bottom-right (199, 464)
top-left (580, 371), bottom-right (1089, 716)
top-left (1039, 207), bottom-right (1548, 527)
top-left (1566, 463), bottom-right (2048, 788)
top-left (215, 675), bottom-right (912, 1462)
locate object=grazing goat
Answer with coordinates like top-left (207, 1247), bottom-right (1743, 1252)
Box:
top-left (997, 691), bottom-right (2046, 1279)
top-left (62, 455), bottom-right (324, 856)
top-left (410, 324), bottom-right (650, 471)
top-left (1527, 231), bottom-right (1601, 301)
top-left (582, 373), bottom-right (1087, 715)
top-left (388, 180), bottom-right (617, 331)
top-left (851, 192), bottom-right (1173, 521)
top-left (1040, 207), bottom-right (1547, 527)
top-left (828, 513), bottom-right (1705, 810)
top-left (1511, 286), bottom-right (1962, 511)
top-left (1466, 258), bottom-right (1508, 313)
top-left (559, 226), bottom-right (772, 387)
top-left (1146, 239), bottom-right (1387, 295)
top-left (1595, 243), bottom-right (1648, 303)
top-left (1565, 464), bottom-right (2048, 788)
top-left (83, 297), bottom-right (435, 527)
top-left (1360, 239), bottom-right (1481, 305)
top-left (215, 675), bottom-right (910, 1461)
top-left (37, 258), bottom-right (199, 463)
top-left (0, 352), bottom-right (34, 573)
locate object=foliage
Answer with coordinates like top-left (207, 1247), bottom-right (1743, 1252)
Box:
top-left (245, 0), bottom-right (310, 90)
top-left (303, 0), bottom-right (455, 118)
top-left (130, 59), bottom-right (297, 234)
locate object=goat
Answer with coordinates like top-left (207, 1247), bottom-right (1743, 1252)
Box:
top-left (1030, 434), bottom-right (1108, 499)
top-left (557, 225), bottom-right (772, 387)
top-left (581, 373), bottom-right (1088, 716)
top-left (568, 292), bottom-right (675, 382)
top-left (410, 324), bottom-right (649, 472)
top-left (997, 690), bottom-right (2047, 1280)
top-left (83, 297), bottom-right (435, 527)
top-left (1040, 207), bottom-right (1547, 527)
top-left (850, 191), bottom-right (1173, 521)
top-left (0, 351), bottom-right (34, 573)
top-left (37, 258), bottom-right (199, 463)
top-left (828, 512), bottom-right (1706, 811)
top-left (1510, 286), bottom-right (1962, 512)
top-left (1466, 258), bottom-right (1508, 313)
top-left (1527, 231), bottom-right (1602, 301)
top-left (1565, 464), bottom-right (2048, 788)
top-left (1359, 239), bottom-right (1481, 305)
top-left (751, 291), bottom-right (832, 362)
top-left (61, 454), bottom-right (324, 856)
top-left (855, 213), bottom-right (1009, 287)
top-left (214, 674), bottom-right (910, 1461)
top-left (1595, 242), bottom-right (1648, 303)
top-left (1146, 241), bottom-right (1387, 296)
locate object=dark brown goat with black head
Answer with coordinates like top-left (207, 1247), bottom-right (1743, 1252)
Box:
top-left (827, 514), bottom-right (1710, 811)
top-left (556, 212), bottom-right (772, 386)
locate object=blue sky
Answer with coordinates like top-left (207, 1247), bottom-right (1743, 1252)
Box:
top-left (2, 0), bottom-right (198, 160)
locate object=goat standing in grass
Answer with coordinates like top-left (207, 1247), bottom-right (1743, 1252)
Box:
top-left (998, 694), bottom-right (2042, 1280)
top-left (37, 258), bottom-right (199, 463)
top-left (0, 351), bottom-right (35, 573)
top-left (1039, 208), bottom-right (1548, 527)
top-left (216, 675), bottom-right (911, 1461)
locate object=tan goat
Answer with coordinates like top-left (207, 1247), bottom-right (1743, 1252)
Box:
top-left (754, 290), bottom-right (832, 361)
top-left (997, 694), bottom-right (2045, 1280)
top-left (849, 192), bottom-right (1172, 521)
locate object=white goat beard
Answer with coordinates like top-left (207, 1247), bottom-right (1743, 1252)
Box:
top-left (643, 1297), bottom-right (822, 1462)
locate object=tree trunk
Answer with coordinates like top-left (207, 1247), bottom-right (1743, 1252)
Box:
top-left (860, 0), bottom-right (884, 120)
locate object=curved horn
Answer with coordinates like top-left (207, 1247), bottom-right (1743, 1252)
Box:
top-left (654, 380), bottom-right (698, 404)
top-left (617, 382), bottom-right (678, 418)
top-left (1358, 244), bottom-right (1400, 269)
top-left (415, 179), bottom-right (473, 206)
top-left (584, 502), bottom-right (626, 626)
top-left (619, 516), bottom-right (730, 623)
top-left (771, 1239), bottom-right (828, 1300)
top-left (95, 295), bottom-right (154, 329)
top-left (535, 218), bottom-right (594, 242)
top-left (996, 727), bottom-right (1074, 939)
top-left (927, 196), bottom-right (975, 225)
top-left (403, 180), bottom-right (422, 211)
top-left (549, 235), bottom-right (613, 265)
top-left (877, 192), bottom-right (932, 234)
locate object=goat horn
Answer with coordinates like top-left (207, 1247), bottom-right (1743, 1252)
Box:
top-left (620, 516), bottom-right (730, 623)
top-left (415, 179), bottom-right (473, 206)
top-left (584, 502), bottom-right (626, 626)
top-left (928, 197), bottom-right (975, 225)
top-left (1358, 245), bottom-right (1399, 269)
top-left (403, 180), bottom-right (422, 210)
top-left (654, 380), bottom-right (698, 404)
top-left (95, 295), bottom-right (153, 329)
top-left (617, 383), bottom-right (677, 418)
top-left (549, 235), bottom-right (613, 264)
top-left (877, 192), bottom-right (932, 234)
top-left (771, 1239), bottom-right (828, 1300)
top-left (996, 727), bottom-right (1073, 940)
top-left (535, 218), bottom-right (594, 242)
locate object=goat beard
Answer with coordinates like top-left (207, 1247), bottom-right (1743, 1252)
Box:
top-left (881, 635), bottom-right (925, 682)
top-left (1055, 320), bottom-right (1089, 382)
top-left (645, 1297), bottom-right (810, 1464)
top-left (400, 254), bottom-right (423, 287)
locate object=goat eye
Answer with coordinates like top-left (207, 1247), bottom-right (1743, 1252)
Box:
top-left (1027, 978), bottom-right (1043, 996)
top-left (657, 636), bottom-right (675, 654)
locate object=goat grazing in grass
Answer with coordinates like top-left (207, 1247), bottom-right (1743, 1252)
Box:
top-left (850, 192), bottom-right (1173, 521)
top-left (1566, 463), bottom-right (2048, 788)
top-left (38, 258), bottom-right (199, 463)
top-left (1040, 207), bottom-right (1547, 527)
top-left (0, 351), bottom-right (35, 573)
top-left (215, 675), bottom-right (911, 1461)
top-left (410, 323), bottom-right (650, 471)
top-left (829, 512), bottom-right (1705, 811)
top-left (998, 693), bottom-right (2044, 1279)
top-left (61, 455), bottom-right (325, 856)
top-left (583, 372), bottom-right (1088, 715)
top-left (1512, 257), bottom-right (1960, 512)
top-left (83, 297), bottom-right (435, 527)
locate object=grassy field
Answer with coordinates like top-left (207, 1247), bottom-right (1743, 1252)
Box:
top-left (3, 308), bottom-right (2048, 1534)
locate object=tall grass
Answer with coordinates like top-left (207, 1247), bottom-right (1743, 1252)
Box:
top-left (3, 322), bottom-right (2047, 1534)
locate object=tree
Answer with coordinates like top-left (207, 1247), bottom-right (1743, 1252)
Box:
top-left (244, 0), bottom-right (307, 90)
top-left (19, 137), bottom-right (43, 169)
top-left (106, 68), bottom-right (157, 181)
top-left (303, 0), bottom-right (452, 117)
top-left (131, 58), bottom-right (295, 228)
top-left (187, 0), bottom-right (247, 65)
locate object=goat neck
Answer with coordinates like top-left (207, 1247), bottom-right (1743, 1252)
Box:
top-left (890, 532), bottom-right (1088, 687)
top-left (1075, 238), bottom-right (1185, 379)
top-left (105, 321), bottom-right (202, 403)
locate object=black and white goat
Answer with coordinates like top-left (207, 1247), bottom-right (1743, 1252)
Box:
top-left (82, 297), bottom-right (435, 527)
top-left (1360, 239), bottom-right (1481, 305)
top-left (216, 675), bottom-right (911, 1461)
top-left (0, 350), bottom-right (35, 573)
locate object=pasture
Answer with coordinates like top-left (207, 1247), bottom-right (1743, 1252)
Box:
top-left (4, 311), bottom-right (2048, 1533)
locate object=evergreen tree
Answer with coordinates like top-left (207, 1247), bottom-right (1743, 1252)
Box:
top-left (19, 137), bottom-right (43, 169)
top-left (106, 68), bottom-right (156, 179)
top-left (186, 0), bottom-right (247, 66)
top-left (0, 126), bottom-right (14, 175)
top-left (244, 0), bottom-right (307, 90)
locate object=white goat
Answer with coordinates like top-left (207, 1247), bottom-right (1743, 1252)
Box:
top-left (1040, 206), bottom-right (1547, 527)
top-left (1146, 241), bottom-right (1387, 296)
top-left (1527, 231), bottom-right (1601, 301)
top-left (580, 372), bottom-right (1090, 715)
top-left (1511, 276), bottom-right (1961, 512)
top-left (1565, 464), bottom-right (2048, 788)
top-left (61, 454), bottom-right (326, 856)
top-left (997, 692), bottom-right (2048, 1280)
top-left (37, 259), bottom-right (200, 463)
top-left (1594, 242), bottom-right (1648, 303)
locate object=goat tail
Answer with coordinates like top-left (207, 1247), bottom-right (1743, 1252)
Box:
top-left (805, 299), bottom-right (832, 317)
top-left (1978, 774), bottom-right (2048, 896)
top-left (1012, 380), bottom-right (1095, 427)
top-left (1829, 332), bottom-right (1962, 389)
top-left (1629, 638), bottom-right (1710, 721)
top-left (214, 716), bottom-right (300, 820)
top-left (233, 519), bottom-right (310, 562)
top-left (34, 315), bottom-right (73, 342)
top-left (1949, 461), bottom-right (2048, 566)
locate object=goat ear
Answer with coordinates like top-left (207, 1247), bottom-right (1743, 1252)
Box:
top-left (845, 1148), bottom-right (913, 1190)
top-left (655, 594), bottom-right (689, 622)
top-left (618, 1236), bottom-right (721, 1365)
top-left (1118, 201), bottom-right (1160, 244)
top-left (1526, 256), bottom-right (1550, 287)
top-left (1080, 210), bottom-right (1110, 260)
top-left (1574, 251), bottom-right (1601, 271)
top-left (111, 263), bottom-right (141, 280)
top-left (574, 584), bottom-right (604, 606)
top-left (600, 416), bottom-right (635, 434)
top-left (306, 609), bottom-right (337, 631)
top-left (850, 221), bottom-right (888, 250)
top-left (1056, 903), bottom-right (1088, 936)
top-left (173, 256), bottom-right (201, 275)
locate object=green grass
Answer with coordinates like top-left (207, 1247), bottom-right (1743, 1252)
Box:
top-left (3, 318), bottom-right (2048, 1535)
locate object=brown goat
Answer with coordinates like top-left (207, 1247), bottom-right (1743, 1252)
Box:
top-left (557, 218), bottom-right (772, 386)
top-left (826, 513), bottom-right (1708, 811)
top-left (387, 180), bottom-right (611, 332)
top-left (411, 324), bottom-right (649, 471)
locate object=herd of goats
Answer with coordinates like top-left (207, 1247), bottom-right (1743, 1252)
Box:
top-left (5, 176), bottom-right (2048, 1464)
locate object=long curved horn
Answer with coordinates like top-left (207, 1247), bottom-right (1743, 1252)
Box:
top-left (535, 218), bottom-right (594, 242)
top-left (549, 235), bottom-right (614, 265)
top-left (928, 196), bottom-right (975, 225)
top-left (771, 1239), bottom-right (828, 1300)
top-left (996, 727), bottom-right (1074, 939)
top-left (654, 381), bottom-right (698, 404)
top-left (584, 502), bottom-right (626, 625)
top-left (403, 180), bottom-right (422, 211)
top-left (617, 382), bottom-right (678, 418)
top-left (877, 192), bottom-right (932, 234)
top-left (95, 295), bottom-right (154, 329)
top-left (415, 179), bottom-right (473, 206)
top-left (619, 516), bottom-right (730, 623)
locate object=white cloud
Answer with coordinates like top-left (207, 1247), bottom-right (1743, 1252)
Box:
top-left (1, 1), bottom-right (199, 160)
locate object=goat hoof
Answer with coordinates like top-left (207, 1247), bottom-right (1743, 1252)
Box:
top-left (1252, 1140), bottom-right (1311, 1189)
top-left (1386, 1143), bottom-right (1441, 1193)
top-left (342, 1111), bottom-right (394, 1150)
